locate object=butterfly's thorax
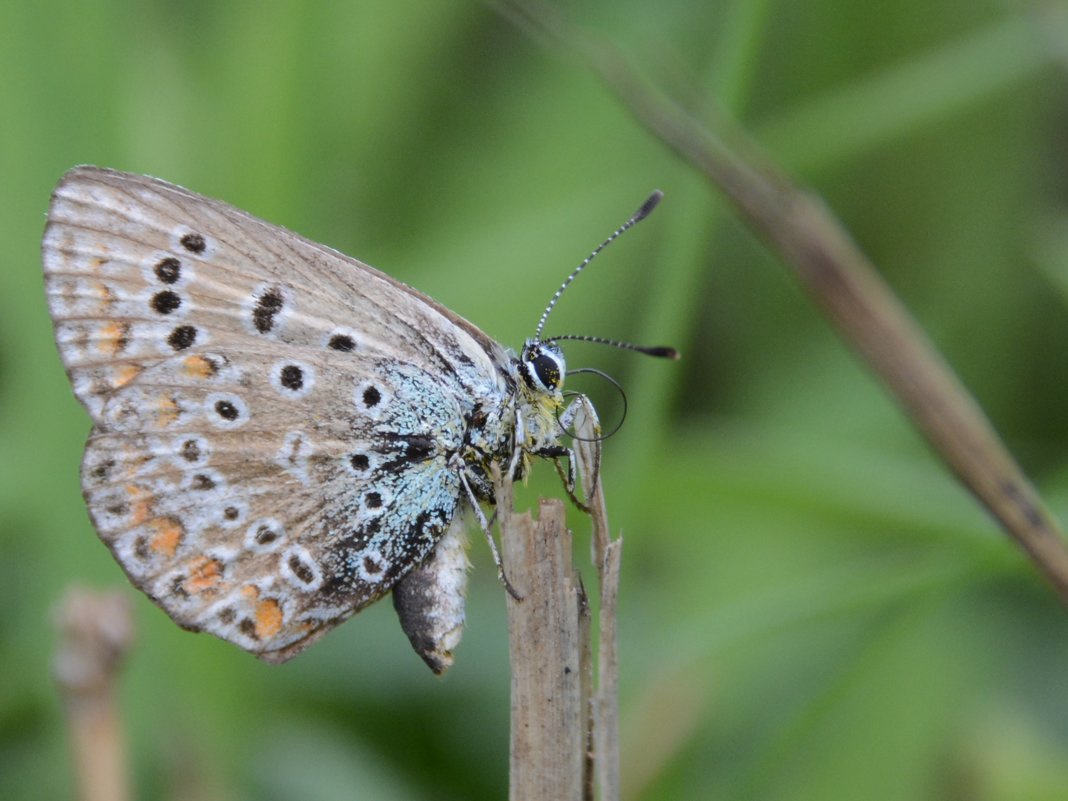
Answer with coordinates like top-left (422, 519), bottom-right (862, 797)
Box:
top-left (451, 351), bottom-right (565, 500)
top-left (514, 368), bottom-right (566, 458)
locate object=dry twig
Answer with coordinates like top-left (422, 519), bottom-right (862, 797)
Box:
top-left (53, 586), bottom-right (134, 801)
top-left (502, 495), bottom-right (590, 800)
top-left (500, 398), bottom-right (621, 801)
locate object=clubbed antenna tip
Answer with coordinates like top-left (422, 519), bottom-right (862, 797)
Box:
top-left (633, 190), bottom-right (664, 224)
top-left (646, 345), bottom-right (680, 360)
top-left (544, 335), bottom-right (680, 361)
top-left (534, 190), bottom-right (666, 341)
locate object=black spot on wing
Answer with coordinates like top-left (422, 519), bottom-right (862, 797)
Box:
top-left (255, 524), bottom-right (279, 546)
top-left (180, 232), bottom-right (207, 254)
top-left (287, 554), bottom-right (316, 584)
top-left (214, 400), bottom-right (239, 421)
top-left (154, 257), bottom-right (181, 284)
top-left (191, 473), bottom-right (216, 490)
top-left (151, 290), bottom-right (181, 315)
top-left (280, 364), bottom-right (304, 390)
top-left (252, 287), bottom-right (284, 334)
top-left (168, 325), bottom-right (197, 351)
top-left (328, 333), bottom-right (355, 352)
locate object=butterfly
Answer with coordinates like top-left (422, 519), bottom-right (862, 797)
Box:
top-left (42, 167), bottom-right (673, 672)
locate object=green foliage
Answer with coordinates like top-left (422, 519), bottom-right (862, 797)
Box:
top-left (3, 0), bottom-right (1068, 798)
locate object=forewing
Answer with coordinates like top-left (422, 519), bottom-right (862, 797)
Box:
top-left (43, 166), bottom-right (507, 420)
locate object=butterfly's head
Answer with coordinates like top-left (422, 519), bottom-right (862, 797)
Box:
top-left (518, 339), bottom-right (566, 395)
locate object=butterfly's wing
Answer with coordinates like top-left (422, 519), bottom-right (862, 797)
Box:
top-left (43, 166), bottom-right (511, 661)
top-left (44, 167), bottom-right (511, 417)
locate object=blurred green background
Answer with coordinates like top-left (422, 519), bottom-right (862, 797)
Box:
top-left (5, 0), bottom-right (1068, 799)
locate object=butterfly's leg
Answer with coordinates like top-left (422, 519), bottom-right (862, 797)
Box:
top-left (554, 397), bottom-right (587, 492)
top-left (508, 408), bottom-right (526, 481)
top-left (538, 445), bottom-right (594, 513)
top-left (457, 469), bottom-right (522, 601)
top-left (557, 399), bottom-right (579, 431)
top-left (558, 395), bottom-right (602, 506)
top-left (537, 445), bottom-right (576, 492)
top-left (542, 395), bottom-right (602, 511)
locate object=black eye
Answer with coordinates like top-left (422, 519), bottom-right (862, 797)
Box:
top-left (532, 353), bottom-right (561, 390)
top-left (519, 341), bottom-right (566, 392)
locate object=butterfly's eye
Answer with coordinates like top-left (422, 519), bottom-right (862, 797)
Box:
top-left (520, 342), bottom-right (566, 393)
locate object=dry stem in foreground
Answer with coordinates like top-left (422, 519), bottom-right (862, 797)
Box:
top-left (500, 397), bottom-right (622, 801)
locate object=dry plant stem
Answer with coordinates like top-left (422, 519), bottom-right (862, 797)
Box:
top-left (502, 0), bottom-right (1068, 603)
top-left (52, 587), bottom-right (134, 801)
top-left (500, 403), bottom-right (621, 801)
top-left (572, 398), bottom-right (622, 801)
top-left (593, 539), bottom-right (622, 801)
top-left (502, 492), bottom-right (591, 801)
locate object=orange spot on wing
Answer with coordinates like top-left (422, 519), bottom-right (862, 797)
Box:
top-left (112, 363), bottom-right (142, 389)
top-left (255, 598), bottom-right (283, 639)
top-left (148, 516), bottom-right (183, 558)
top-left (97, 321), bottom-right (129, 356)
top-left (126, 484), bottom-right (152, 526)
top-left (185, 556), bottom-right (222, 593)
top-left (183, 355), bottom-right (215, 379)
top-left (157, 395), bottom-right (180, 426)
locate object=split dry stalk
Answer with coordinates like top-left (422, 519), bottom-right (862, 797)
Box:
top-left (501, 398), bottom-right (622, 801)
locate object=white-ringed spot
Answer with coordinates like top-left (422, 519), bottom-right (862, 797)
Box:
top-left (245, 518), bottom-right (285, 552)
top-left (362, 487), bottom-right (390, 514)
top-left (269, 360), bottom-right (315, 398)
top-left (325, 326), bottom-right (361, 353)
top-left (171, 226), bottom-right (215, 260)
top-left (205, 392), bottom-right (249, 429)
top-left (142, 251), bottom-right (191, 288)
top-left (148, 288), bottom-right (185, 317)
top-left (173, 434), bottom-right (211, 467)
top-left (166, 324), bottom-right (200, 352)
top-left (181, 467), bottom-right (226, 494)
top-left (219, 499), bottom-right (249, 529)
top-left (245, 282), bottom-right (290, 337)
top-left (356, 548), bottom-right (389, 584)
top-left (353, 380), bottom-right (390, 418)
top-left (280, 546), bottom-right (323, 591)
top-left (345, 450), bottom-right (375, 476)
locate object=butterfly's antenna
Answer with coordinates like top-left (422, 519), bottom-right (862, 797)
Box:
top-left (544, 333), bottom-right (679, 360)
top-left (533, 190), bottom-right (664, 343)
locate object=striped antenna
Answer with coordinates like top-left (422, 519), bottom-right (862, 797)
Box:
top-left (543, 333), bottom-right (678, 360)
top-left (533, 190), bottom-right (663, 342)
